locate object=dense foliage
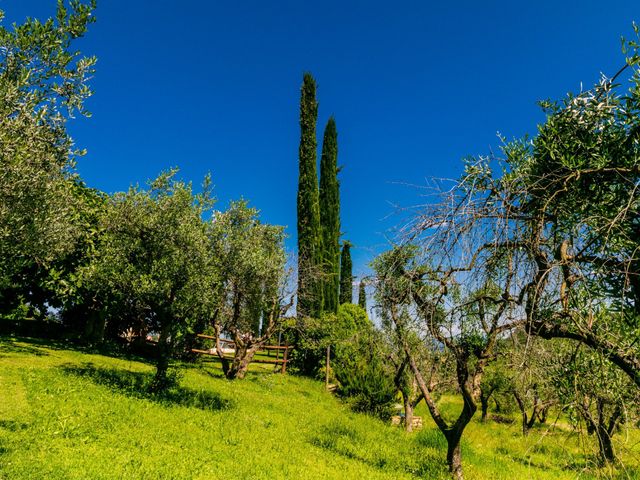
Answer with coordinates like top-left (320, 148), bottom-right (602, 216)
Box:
top-left (296, 73), bottom-right (323, 318)
top-left (81, 171), bottom-right (215, 389)
top-left (319, 117), bottom-right (341, 314)
top-left (334, 329), bottom-right (397, 420)
top-left (0, 2), bottom-right (290, 388)
top-left (0, 1), bottom-right (96, 319)
top-left (208, 201), bottom-right (290, 379)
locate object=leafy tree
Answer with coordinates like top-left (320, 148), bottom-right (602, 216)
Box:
top-left (208, 201), bottom-right (291, 380)
top-left (297, 72), bottom-right (323, 318)
top-left (381, 310), bottom-right (431, 432)
top-left (0, 1), bottom-right (96, 317)
top-left (49, 180), bottom-right (107, 342)
top-left (549, 340), bottom-right (640, 464)
top-left (339, 241), bottom-right (353, 304)
top-left (510, 61), bottom-right (640, 388)
top-left (82, 170), bottom-right (215, 390)
top-left (319, 117), bottom-right (340, 314)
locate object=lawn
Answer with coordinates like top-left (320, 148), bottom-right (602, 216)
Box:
top-left (0, 336), bottom-right (638, 479)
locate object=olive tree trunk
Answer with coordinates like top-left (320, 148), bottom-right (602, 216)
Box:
top-left (402, 391), bottom-right (414, 433)
top-left (445, 436), bottom-right (463, 480)
top-left (151, 326), bottom-right (172, 392)
top-left (225, 344), bottom-right (261, 380)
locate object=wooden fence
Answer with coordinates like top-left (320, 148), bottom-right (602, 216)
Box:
top-left (191, 334), bottom-right (292, 373)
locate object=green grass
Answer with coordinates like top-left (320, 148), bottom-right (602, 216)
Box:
top-left (0, 336), bottom-right (638, 479)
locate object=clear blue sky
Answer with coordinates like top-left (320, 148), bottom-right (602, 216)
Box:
top-left (3, 1), bottom-right (638, 277)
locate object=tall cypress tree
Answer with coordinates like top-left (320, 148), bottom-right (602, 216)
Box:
top-left (297, 73), bottom-right (323, 317)
top-left (339, 241), bottom-right (353, 305)
top-left (319, 117), bottom-right (340, 314)
top-left (358, 280), bottom-right (367, 312)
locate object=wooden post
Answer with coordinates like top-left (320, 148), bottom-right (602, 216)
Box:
top-left (325, 345), bottom-right (331, 390)
top-left (281, 345), bottom-right (289, 374)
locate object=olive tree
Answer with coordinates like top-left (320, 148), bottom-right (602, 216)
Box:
top-left (478, 359), bottom-right (511, 422)
top-left (83, 170), bottom-right (215, 390)
top-left (548, 338), bottom-right (640, 464)
top-left (0, 1), bottom-right (96, 316)
top-left (505, 333), bottom-right (556, 435)
top-left (208, 201), bottom-right (291, 380)
top-left (400, 38), bottom-right (640, 392)
top-left (372, 244), bottom-right (522, 479)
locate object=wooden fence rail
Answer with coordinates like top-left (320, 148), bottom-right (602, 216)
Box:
top-left (192, 334), bottom-right (291, 373)
top-left (195, 334), bottom-right (290, 349)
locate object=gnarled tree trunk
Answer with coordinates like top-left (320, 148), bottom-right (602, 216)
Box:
top-left (584, 400), bottom-right (623, 464)
top-left (225, 343), bottom-right (261, 380)
top-left (595, 425), bottom-right (616, 464)
top-left (445, 434), bottom-right (463, 480)
top-left (513, 390), bottom-right (540, 436)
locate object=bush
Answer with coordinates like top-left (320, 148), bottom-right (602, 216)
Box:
top-left (334, 330), bottom-right (396, 420)
top-left (289, 304), bottom-right (371, 377)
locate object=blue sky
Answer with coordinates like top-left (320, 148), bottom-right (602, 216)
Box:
top-left (2, 0), bottom-right (638, 278)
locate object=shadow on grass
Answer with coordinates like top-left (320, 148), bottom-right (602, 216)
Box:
top-left (310, 422), bottom-right (448, 478)
top-left (8, 336), bottom-right (72, 349)
top-left (0, 339), bottom-right (50, 357)
top-left (0, 420), bottom-right (29, 432)
top-left (194, 357), bottom-right (278, 381)
top-left (0, 335), bottom-right (162, 368)
top-left (60, 363), bottom-right (233, 412)
top-left (0, 335), bottom-right (110, 358)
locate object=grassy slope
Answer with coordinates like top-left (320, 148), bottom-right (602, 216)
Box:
top-left (0, 336), bottom-right (638, 480)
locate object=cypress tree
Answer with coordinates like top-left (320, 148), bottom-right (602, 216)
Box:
top-left (319, 117), bottom-right (340, 314)
top-left (339, 241), bottom-right (353, 304)
top-left (358, 280), bottom-right (367, 312)
top-left (297, 73), bottom-right (323, 317)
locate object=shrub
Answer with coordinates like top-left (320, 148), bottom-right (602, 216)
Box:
top-left (289, 303), bottom-right (371, 377)
top-left (334, 330), bottom-right (396, 420)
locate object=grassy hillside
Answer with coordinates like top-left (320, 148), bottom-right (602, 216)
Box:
top-left (0, 336), bottom-right (638, 479)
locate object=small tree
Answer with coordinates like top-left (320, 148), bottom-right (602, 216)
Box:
top-left (549, 337), bottom-right (639, 464)
top-left (84, 170), bottom-right (215, 390)
top-left (382, 319), bottom-right (434, 432)
top-left (478, 360), bottom-right (510, 422)
top-left (505, 333), bottom-right (556, 435)
top-left (373, 244), bottom-right (521, 479)
top-left (208, 201), bottom-right (291, 380)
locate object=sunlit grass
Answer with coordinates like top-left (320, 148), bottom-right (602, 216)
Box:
top-left (0, 336), bottom-right (638, 479)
